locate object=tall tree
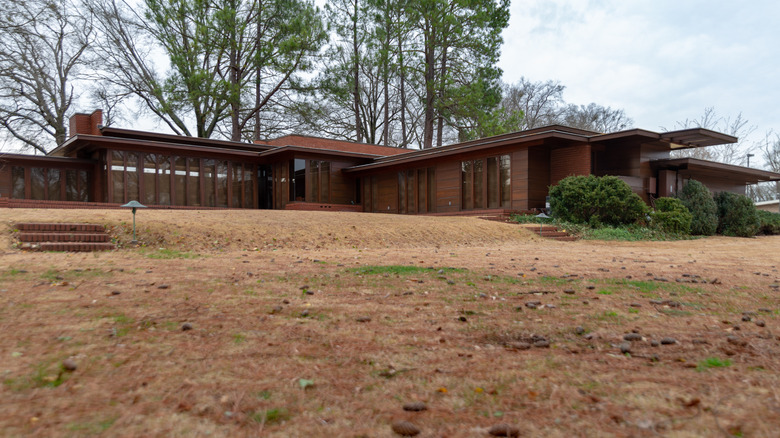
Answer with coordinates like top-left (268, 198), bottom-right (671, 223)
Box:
top-left (0, 0), bottom-right (94, 153)
top-left (409, 0), bottom-right (509, 148)
top-left (500, 78), bottom-right (565, 130)
top-left (88, 0), bottom-right (325, 140)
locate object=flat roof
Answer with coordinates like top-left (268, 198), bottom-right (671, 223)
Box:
top-left (651, 157), bottom-right (780, 183)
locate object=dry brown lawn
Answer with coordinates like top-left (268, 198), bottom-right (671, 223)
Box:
top-left (0, 209), bottom-right (779, 437)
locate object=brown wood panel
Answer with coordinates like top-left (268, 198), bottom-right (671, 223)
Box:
top-left (511, 149), bottom-right (528, 210)
top-left (550, 144), bottom-right (591, 185)
top-left (527, 147), bottom-right (550, 209)
top-left (329, 160), bottom-right (357, 205)
top-left (435, 161), bottom-right (460, 212)
top-left (374, 171), bottom-right (398, 213)
top-left (0, 164), bottom-right (11, 198)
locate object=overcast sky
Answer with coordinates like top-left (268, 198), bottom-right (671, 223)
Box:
top-left (499, 0), bottom-right (780, 136)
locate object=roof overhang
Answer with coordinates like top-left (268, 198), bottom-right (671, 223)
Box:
top-left (256, 145), bottom-right (385, 160)
top-left (651, 157), bottom-right (780, 184)
top-left (52, 135), bottom-right (262, 159)
top-left (344, 129), bottom-right (588, 173)
top-left (659, 128), bottom-right (738, 149)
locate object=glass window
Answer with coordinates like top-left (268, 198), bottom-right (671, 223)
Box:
top-left (290, 159), bottom-right (306, 202)
top-left (12, 167), bottom-right (25, 199)
top-left (158, 156), bottom-right (171, 205)
top-left (203, 159), bottom-right (215, 207)
top-left (487, 157), bottom-right (499, 209)
top-left (473, 159), bottom-right (484, 209)
top-left (126, 153), bottom-right (139, 202)
top-left (187, 158), bottom-right (201, 206)
top-left (216, 160), bottom-right (228, 207)
top-left (144, 153), bottom-right (157, 204)
top-left (500, 155), bottom-right (511, 207)
top-left (232, 163), bottom-right (243, 207)
top-left (30, 168), bottom-right (45, 200)
top-left (111, 151), bottom-right (125, 203)
top-left (174, 157), bottom-right (186, 206)
top-left (244, 166), bottom-right (254, 208)
top-left (461, 161), bottom-right (472, 210)
top-left (308, 160), bottom-right (319, 202)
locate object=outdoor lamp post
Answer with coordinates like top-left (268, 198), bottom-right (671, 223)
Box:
top-left (535, 212), bottom-right (550, 235)
top-left (120, 201), bottom-right (147, 245)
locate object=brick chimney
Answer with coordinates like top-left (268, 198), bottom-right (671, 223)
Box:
top-left (68, 109), bottom-right (103, 137)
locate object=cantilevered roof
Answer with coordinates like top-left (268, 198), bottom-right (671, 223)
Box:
top-left (658, 128), bottom-right (738, 148)
top-left (651, 157), bottom-right (780, 184)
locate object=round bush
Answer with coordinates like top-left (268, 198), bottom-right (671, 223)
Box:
top-left (651, 197), bottom-right (692, 234)
top-left (549, 175), bottom-right (648, 226)
top-left (757, 210), bottom-right (780, 235)
top-left (714, 191), bottom-right (759, 237)
top-left (676, 180), bottom-right (717, 236)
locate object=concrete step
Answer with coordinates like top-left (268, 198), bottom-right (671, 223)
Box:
top-left (18, 232), bottom-right (111, 243)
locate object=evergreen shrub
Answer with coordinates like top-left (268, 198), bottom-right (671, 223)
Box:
top-left (714, 191), bottom-right (759, 237)
top-left (549, 175), bottom-right (648, 226)
top-left (651, 197), bottom-right (692, 234)
top-left (757, 210), bottom-right (780, 235)
top-left (676, 180), bottom-right (717, 235)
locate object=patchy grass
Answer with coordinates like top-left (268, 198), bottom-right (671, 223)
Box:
top-left (0, 209), bottom-right (779, 437)
top-left (697, 357), bottom-right (733, 372)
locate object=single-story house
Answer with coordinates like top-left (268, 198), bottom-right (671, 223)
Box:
top-left (1, 109), bottom-right (779, 213)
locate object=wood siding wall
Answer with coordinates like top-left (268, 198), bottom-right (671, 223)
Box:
top-left (550, 144), bottom-right (591, 185)
top-left (436, 161), bottom-right (460, 213)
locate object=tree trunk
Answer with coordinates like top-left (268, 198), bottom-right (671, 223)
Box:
top-left (436, 43), bottom-right (448, 147)
top-left (422, 22), bottom-right (435, 150)
top-left (352, 0), bottom-right (363, 143)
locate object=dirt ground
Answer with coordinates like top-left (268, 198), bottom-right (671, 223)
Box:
top-left (0, 209), bottom-right (779, 437)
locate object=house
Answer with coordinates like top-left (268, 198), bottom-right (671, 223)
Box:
top-left (1, 109), bottom-right (779, 213)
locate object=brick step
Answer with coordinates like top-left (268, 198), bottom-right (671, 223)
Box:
top-left (18, 232), bottom-right (111, 243)
top-left (15, 222), bottom-right (105, 232)
top-left (33, 242), bottom-right (115, 252)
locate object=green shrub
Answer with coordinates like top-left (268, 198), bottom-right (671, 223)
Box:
top-left (651, 197), bottom-right (692, 234)
top-left (676, 180), bottom-right (717, 236)
top-left (714, 191), bottom-right (759, 237)
top-left (757, 210), bottom-right (780, 235)
top-left (549, 175), bottom-right (648, 226)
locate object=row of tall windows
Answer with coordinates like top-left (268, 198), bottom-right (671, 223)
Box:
top-left (462, 155), bottom-right (511, 210)
top-left (110, 151), bottom-right (255, 208)
top-left (288, 159), bottom-right (331, 203)
top-left (11, 166), bottom-right (90, 202)
top-left (398, 167), bottom-right (436, 214)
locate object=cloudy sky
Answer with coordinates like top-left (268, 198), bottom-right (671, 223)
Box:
top-left (499, 0), bottom-right (780, 135)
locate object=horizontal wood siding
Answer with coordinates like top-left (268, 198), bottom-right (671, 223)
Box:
top-left (550, 144), bottom-right (590, 186)
top-left (0, 164), bottom-right (10, 198)
top-left (375, 172), bottom-right (398, 213)
top-left (436, 161), bottom-right (460, 212)
top-left (329, 160), bottom-right (356, 205)
top-left (510, 149), bottom-right (528, 210)
top-left (528, 147), bottom-right (550, 209)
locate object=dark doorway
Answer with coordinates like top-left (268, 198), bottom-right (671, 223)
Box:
top-left (258, 165), bottom-right (273, 209)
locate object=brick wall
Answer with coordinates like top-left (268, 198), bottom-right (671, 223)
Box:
top-left (68, 109), bottom-right (103, 137)
top-left (1, 199), bottom-right (231, 210)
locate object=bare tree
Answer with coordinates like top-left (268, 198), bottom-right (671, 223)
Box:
top-left (666, 107), bottom-right (757, 165)
top-left (0, 0), bottom-right (94, 153)
top-left (500, 78), bottom-right (565, 130)
top-left (561, 103), bottom-right (633, 133)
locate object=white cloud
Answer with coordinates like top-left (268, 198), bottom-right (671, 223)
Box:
top-left (500, 0), bottom-right (780, 135)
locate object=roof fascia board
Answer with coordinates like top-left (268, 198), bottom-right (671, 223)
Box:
top-left (345, 130), bottom-right (583, 173)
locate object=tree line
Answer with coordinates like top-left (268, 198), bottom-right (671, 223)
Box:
top-left (1, 0), bottom-right (649, 155)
